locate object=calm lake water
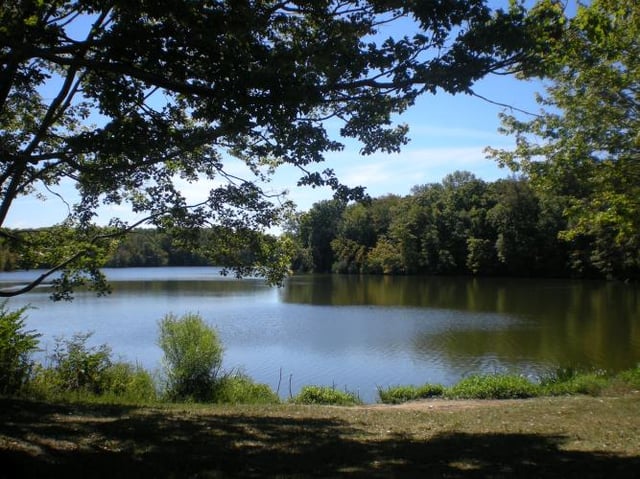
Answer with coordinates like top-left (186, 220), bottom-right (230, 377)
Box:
top-left (3, 267), bottom-right (640, 403)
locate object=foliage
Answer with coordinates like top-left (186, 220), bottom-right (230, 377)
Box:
top-left (377, 384), bottom-right (445, 404)
top-left (108, 229), bottom-right (171, 267)
top-left (616, 365), bottom-right (640, 389)
top-left (212, 372), bottom-right (280, 405)
top-left (376, 368), bottom-right (640, 404)
top-left (539, 367), bottom-right (610, 397)
top-left (99, 362), bottom-right (158, 403)
top-left (0, 301), bottom-right (40, 395)
top-left (158, 313), bottom-right (223, 402)
top-left (34, 332), bottom-right (114, 394)
top-left (487, 0), bottom-right (640, 280)
top-left (446, 374), bottom-right (538, 400)
top-left (366, 237), bottom-right (405, 274)
top-left (289, 173), bottom-right (570, 278)
top-left (294, 200), bottom-right (345, 273)
top-left (0, 0), bottom-right (560, 298)
top-left (24, 331), bottom-right (157, 401)
top-left (291, 385), bottom-right (362, 406)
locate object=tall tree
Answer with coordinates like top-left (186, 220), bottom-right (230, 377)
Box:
top-left (487, 0), bottom-right (640, 279)
top-left (1, 0), bottom-right (560, 298)
top-left (296, 199), bottom-right (345, 273)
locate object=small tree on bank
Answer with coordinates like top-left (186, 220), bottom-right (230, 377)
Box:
top-left (0, 302), bottom-right (40, 395)
top-left (158, 313), bottom-right (223, 401)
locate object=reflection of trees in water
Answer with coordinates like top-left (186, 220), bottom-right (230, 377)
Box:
top-left (282, 275), bottom-right (640, 372)
top-left (111, 279), bottom-right (270, 297)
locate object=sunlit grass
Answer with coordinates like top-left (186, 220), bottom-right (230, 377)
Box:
top-left (377, 366), bottom-right (640, 404)
top-left (291, 385), bottom-right (363, 406)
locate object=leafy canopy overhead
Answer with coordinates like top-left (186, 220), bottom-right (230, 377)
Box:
top-left (0, 0), bottom-right (559, 297)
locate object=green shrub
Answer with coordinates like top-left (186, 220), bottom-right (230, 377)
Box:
top-left (212, 373), bottom-right (280, 405)
top-left (447, 374), bottom-right (537, 399)
top-left (100, 362), bottom-right (158, 403)
top-left (292, 385), bottom-right (362, 406)
top-left (541, 371), bottom-right (610, 396)
top-left (538, 367), bottom-right (611, 396)
top-left (0, 302), bottom-right (40, 395)
top-left (378, 383), bottom-right (445, 404)
top-left (417, 383), bottom-right (446, 398)
top-left (46, 332), bottom-right (113, 394)
top-left (378, 385), bottom-right (418, 404)
top-left (616, 365), bottom-right (640, 389)
top-left (158, 312), bottom-right (223, 401)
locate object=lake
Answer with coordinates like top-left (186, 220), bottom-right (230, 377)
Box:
top-left (3, 267), bottom-right (640, 403)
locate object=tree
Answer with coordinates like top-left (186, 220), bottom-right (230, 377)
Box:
top-left (158, 312), bottom-right (223, 401)
top-left (1, 0), bottom-right (561, 298)
top-left (295, 199), bottom-right (345, 272)
top-left (487, 0), bottom-right (640, 279)
top-left (0, 302), bottom-right (40, 395)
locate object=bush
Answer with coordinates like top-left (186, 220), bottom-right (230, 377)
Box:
top-left (377, 385), bottom-right (417, 404)
top-left (540, 367), bottom-right (610, 396)
top-left (100, 362), bottom-right (158, 403)
top-left (212, 373), bottom-right (280, 405)
top-left (447, 374), bottom-right (537, 399)
top-left (0, 302), bottom-right (40, 395)
top-left (378, 384), bottom-right (444, 404)
top-left (44, 332), bottom-right (113, 394)
top-left (158, 312), bottom-right (223, 401)
top-left (292, 385), bottom-right (362, 406)
top-left (616, 365), bottom-right (640, 389)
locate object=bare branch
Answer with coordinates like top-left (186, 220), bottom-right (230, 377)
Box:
top-left (469, 89), bottom-right (542, 118)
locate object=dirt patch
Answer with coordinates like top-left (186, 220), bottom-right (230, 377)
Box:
top-left (360, 398), bottom-right (534, 411)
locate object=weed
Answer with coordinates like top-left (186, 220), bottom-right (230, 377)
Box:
top-left (158, 313), bottom-right (223, 402)
top-left (0, 302), bottom-right (40, 395)
top-left (378, 384), bottom-right (445, 404)
top-left (446, 374), bottom-right (538, 400)
top-left (539, 367), bottom-right (610, 396)
top-left (616, 365), bottom-right (640, 389)
top-left (292, 385), bottom-right (362, 406)
top-left (213, 373), bottom-right (280, 405)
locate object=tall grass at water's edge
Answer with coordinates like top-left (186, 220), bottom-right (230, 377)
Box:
top-left (377, 366), bottom-right (640, 404)
top-left (16, 365), bottom-right (640, 407)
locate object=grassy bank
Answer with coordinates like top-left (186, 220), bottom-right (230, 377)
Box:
top-left (1, 394), bottom-right (639, 478)
top-left (377, 367), bottom-right (640, 404)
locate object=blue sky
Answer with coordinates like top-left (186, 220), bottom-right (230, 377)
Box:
top-left (6, 2), bottom-right (546, 229)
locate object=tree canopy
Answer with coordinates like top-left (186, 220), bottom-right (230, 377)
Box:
top-left (487, 0), bottom-right (640, 280)
top-left (1, 0), bottom-right (561, 298)
top-left (287, 173), bottom-right (569, 277)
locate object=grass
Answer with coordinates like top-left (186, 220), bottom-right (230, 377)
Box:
top-left (377, 367), bottom-right (640, 404)
top-left (377, 383), bottom-right (445, 404)
top-left (1, 394), bottom-right (639, 478)
top-left (447, 373), bottom-right (538, 399)
top-left (291, 385), bottom-right (363, 406)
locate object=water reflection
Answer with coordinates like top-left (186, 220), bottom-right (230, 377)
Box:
top-left (282, 275), bottom-right (640, 372)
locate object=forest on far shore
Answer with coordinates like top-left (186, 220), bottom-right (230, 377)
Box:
top-left (2, 171), bottom-right (637, 282)
top-left (286, 171), bottom-right (637, 281)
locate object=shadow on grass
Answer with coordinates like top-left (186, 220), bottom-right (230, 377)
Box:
top-left (1, 398), bottom-right (638, 478)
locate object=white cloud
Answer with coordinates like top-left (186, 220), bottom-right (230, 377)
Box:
top-left (330, 145), bottom-right (510, 195)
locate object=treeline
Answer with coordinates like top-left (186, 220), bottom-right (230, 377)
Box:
top-left (106, 229), bottom-right (212, 267)
top-left (2, 170), bottom-right (637, 280)
top-left (0, 228), bottom-right (213, 271)
top-left (287, 171), bottom-right (639, 280)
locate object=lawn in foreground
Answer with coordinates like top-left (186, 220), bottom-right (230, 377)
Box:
top-left (1, 395), bottom-right (639, 478)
